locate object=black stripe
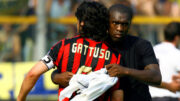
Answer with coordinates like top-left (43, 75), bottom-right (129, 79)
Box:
top-left (49, 41), bottom-right (63, 63)
top-left (64, 37), bottom-right (80, 72)
top-left (104, 47), bottom-right (112, 66)
top-left (79, 39), bottom-right (89, 67)
top-left (91, 42), bottom-right (102, 71)
top-left (58, 52), bottom-right (63, 73)
top-left (67, 41), bottom-right (76, 72)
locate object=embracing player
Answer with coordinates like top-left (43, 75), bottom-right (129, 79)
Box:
top-left (17, 1), bottom-right (121, 101)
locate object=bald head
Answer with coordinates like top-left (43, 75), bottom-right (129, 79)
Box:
top-left (109, 4), bottom-right (133, 20)
top-left (108, 4), bottom-right (133, 42)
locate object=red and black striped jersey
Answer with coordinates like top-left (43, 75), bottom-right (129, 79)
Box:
top-left (42, 35), bottom-right (121, 101)
top-left (47, 35), bottom-right (121, 73)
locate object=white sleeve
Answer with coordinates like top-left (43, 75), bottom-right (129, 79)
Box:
top-left (41, 55), bottom-right (55, 70)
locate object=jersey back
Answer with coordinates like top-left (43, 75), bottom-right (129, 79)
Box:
top-left (47, 35), bottom-right (121, 73)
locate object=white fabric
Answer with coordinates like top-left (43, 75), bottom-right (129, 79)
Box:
top-left (59, 68), bottom-right (118, 101)
top-left (149, 42), bottom-right (180, 97)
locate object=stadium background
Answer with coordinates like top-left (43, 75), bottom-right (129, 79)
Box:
top-left (0, 0), bottom-right (180, 100)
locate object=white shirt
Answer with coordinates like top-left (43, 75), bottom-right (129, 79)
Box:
top-left (59, 68), bottom-right (118, 101)
top-left (150, 42), bottom-right (180, 97)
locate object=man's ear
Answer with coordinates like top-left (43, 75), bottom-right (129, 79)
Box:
top-left (174, 35), bottom-right (180, 47)
top-left (80, 21), bottom-right (84, 26)
top-left (175, 35), bottom-right (179, 41)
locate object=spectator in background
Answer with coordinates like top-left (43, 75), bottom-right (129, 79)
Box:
top-left (129, 0), bottom-right (159, 45)
top-left (169, 0), bottom-right (180, 17)
top-left (96, 0), bottom-right (130, 8)
top-left (154, 0), bottom-right (172, 16)
top-left (149, 22), bottom-right (180, 101)
top-left (0, 24), bottom-right (21, 62)
top-left (16, 0), bottom-right (39, 61)
top-left (47, 0), bottom-right (71, 45)
top-left (154, 0), bottom-right (180, 17)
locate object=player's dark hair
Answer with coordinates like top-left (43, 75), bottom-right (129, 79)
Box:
top-left (109, 4), bottom-right (133, 20)
top-left (75, 1), bottom-right (109, 41)
top-left (164, 22), bottom-right (180, 41)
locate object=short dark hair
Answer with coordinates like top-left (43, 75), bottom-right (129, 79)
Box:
top-left (164, 22), bottom-right (180, 41)
top-left (75, 1), bottom-right (109, 41)
top-left (109, 4), bottom-right (133, 20)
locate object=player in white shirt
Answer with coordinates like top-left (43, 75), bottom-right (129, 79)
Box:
top-left (150, 22), bottom-right (180, 101)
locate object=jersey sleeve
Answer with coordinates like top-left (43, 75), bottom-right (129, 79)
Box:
top-left (137, 40), bottom-right (158, 66)
top-left (41, 40), bottom-right (65, 70)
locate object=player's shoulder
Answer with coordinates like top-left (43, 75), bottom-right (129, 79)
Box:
top-left (173, 46), bottom-right (180, 56)
top-left (50, 35), bottom-right (81, 49)
top-left (65, 35), bottom-right (81, 41)
top-left (63, 35), bottom-right (83, 44)
top-left (126, 35), bottom-right (151, 46)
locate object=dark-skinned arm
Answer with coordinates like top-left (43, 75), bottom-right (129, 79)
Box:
top-left (153, 73), bottom-right (180, 93)
top-left (106, 63), bottom-right (161, 85)
top-left (51, 69), bottom-right (74, 88)
top-left (155, 81), bottom-right (180, 93)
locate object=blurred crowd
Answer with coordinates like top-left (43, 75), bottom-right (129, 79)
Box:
top-left (0, 0), bottom-right (180, 62)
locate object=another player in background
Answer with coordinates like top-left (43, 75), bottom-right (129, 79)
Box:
top-left (51, 4), bottom-right (162, 101)
top-left (17, 1), bottom-right (121, 101)
top-left (149, 22), bottom-right (180, 101)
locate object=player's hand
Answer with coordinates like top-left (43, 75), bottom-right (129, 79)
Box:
top-left (105, 64), bottom-right (128, 77)
top-left (168, 81), bottom-right (180, 93)
top-left (60, 72), bottom-right (74, 87)
top-left (51, 70), bottom-right (74, 88)
top-left (172, 74), bottom-right (180, 83)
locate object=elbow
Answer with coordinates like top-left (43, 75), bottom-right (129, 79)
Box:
top-left (26, 71), bottom-right (40, 79)
top-left (156, 71), bottom-right (162, 85)
top-left (51, 70), bottom-right (59, 85)
top-left (155, 75), bottom-right (162, 85)
top-left (152, 72), bottom-right (162, 85)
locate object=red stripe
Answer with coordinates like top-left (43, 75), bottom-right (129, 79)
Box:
top-left (117, 54), bottom-right (121, 64)
top-left (108, 96), bottom-right (111, 101)
top-left (112, 80), bottom-right (120, 91)
top-left (94, 43), bottom-right (108, 71)
top-left (62, 98), bottom-right (69, 101)
top-left (85, 38), bottom-right (102, 44)
top-left (98, 82), bottom-right (120, 101)
top-left (85, 42), bottom-right (97, 67)
top-left (58, 88), bottom-right (64, 101)
top-left (110, 53), bottom-right (117, 64)
top-left (61, 43), bottom-right (70, 72)
top-left (72, 38), bottom-right (83, 73)
top-left (55, 39), bottom-right (65, 66)
top-left (98, 93), bottom-right (105, 101)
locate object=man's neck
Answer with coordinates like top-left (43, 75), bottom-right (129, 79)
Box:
top-left (164, 40), bottom-right (177, 47)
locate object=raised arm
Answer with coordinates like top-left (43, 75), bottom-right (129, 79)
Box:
top-left (17, 61), bottom-right (48, 101)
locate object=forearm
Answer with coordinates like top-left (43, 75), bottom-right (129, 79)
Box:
top-left (125, 65), bottom-right (161, 85)
top-left (106, 64), bottom-right (161, 85)
top-left (157, 82), bottom-right (170, 89)
top-left (155, 81), bottom-right (180, 92)
top-left (17, 74), bottom-right (40, 101)
top-left (18, 61), bottom-right (48, 101)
